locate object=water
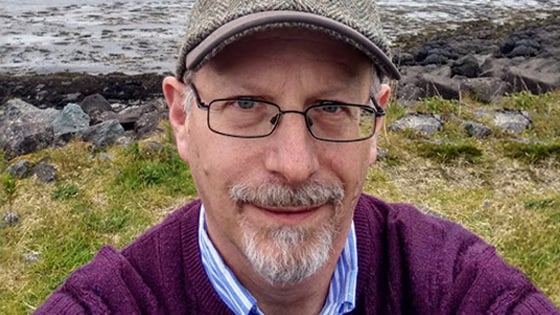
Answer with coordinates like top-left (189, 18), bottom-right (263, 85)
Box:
top-left (1, 0), bottom-right (559, 75)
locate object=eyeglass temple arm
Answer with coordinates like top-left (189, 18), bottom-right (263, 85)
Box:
top-left (371, 97), bottom-right (386, 117)
top-left (189, 83), bottom-right (210, 110)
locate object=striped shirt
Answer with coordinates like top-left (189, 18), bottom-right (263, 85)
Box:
top-left (198, 205), bottom-right (358, 315)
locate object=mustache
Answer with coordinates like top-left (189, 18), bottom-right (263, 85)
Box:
top-left (230, 180), bottom-right (345, 208)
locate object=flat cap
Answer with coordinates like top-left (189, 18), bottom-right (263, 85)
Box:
top-left (176, 0), bottom-right (400, 81)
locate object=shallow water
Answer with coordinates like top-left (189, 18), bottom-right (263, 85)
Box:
top-left (1, 0), bottom-right (559, 75)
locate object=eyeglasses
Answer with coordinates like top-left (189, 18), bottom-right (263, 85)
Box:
top-left (189, 83), bottom-right (385, 143)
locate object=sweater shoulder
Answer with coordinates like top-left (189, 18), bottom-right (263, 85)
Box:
top-left (354, 194), bottom-right (559, 314)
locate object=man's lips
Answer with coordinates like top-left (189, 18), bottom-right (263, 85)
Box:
top-left (250, 204), bottom-right (323, 224)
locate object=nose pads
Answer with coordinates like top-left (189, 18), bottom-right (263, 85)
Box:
top-left (270, 114), bottom-right (280, 126)
top-left (306, 116), bottom-right (313, 128)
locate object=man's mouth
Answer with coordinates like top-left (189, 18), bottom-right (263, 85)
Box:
top-left (250, 204), bottom-right (323, 225)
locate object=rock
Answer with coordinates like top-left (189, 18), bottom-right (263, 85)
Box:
top-left (81, 119), bottom-right (125, 148)
top-left (509, 45), bottom-right (539, 58)
top-left (33, 162), bottom-right (57, 183)
top-left (135, 111), bottom-right (163, 138)
top-left (422, 53), bottom-right (449, 65)
top-left (479, 57), bottom-right (513, 79)
top-left (0, 99), bottom-right (58, 158)
top-left (464, 121), bottom-right (492, 138)
top-left (2, 210), bottom-right (20, 227)
top-left (388, 113), bottom-right (444, 136)
top-left (396, 83), bottom-right (424, 107)
top-left (392, 51), bottom-right (415, 67)
top-left (80, 93), bottom-right (113, 124)
top-left (414, 40), bottom-right (461, 65)
top-left (473, 108), bottom-right (493, 120)
top-left (462, 77), bottom-right (509, 104)
top-left (451, 55), bottom-right (481, 78)
top-left (499, 31), bottom-right (542, 58)
top-left (420, 69), bottom-right (461, 100)
top-left (7, 160), bottom-right (32, 179)
top-left (117, 106), bottom-right (146, 131)
top-left (24, 251), bottom-right (42, 265)
top-left (503, 58), bottom-right (560, 94)
top-left (63, 92), bottom-right (81, 103)
top-left (51, 103), bottom-right (91, 142)
top-left (493, 109), bottom-right (531, 134)
top-left (115, 136), bottom-right (134, 147)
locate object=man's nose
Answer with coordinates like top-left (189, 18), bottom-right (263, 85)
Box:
top-left (264, 112), bottom-right (319, 184)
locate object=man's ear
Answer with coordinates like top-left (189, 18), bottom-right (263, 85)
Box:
top-left (162, 77), bottom-right (189, 162)
top-left (369, 83), bottom-right (392, 165)
top-left (375, 83), bottom-right (392, 109)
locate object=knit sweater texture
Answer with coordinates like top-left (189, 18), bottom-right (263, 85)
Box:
top-left (35, 194), bottom-right (560, 314)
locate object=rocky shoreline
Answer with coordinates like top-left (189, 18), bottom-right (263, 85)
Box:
top-left (1, 15), bottom-right (559, 159)
top-left (2, 13), bottom-right (559, 108)
top-left (394, 14), bottom-right (560, 105)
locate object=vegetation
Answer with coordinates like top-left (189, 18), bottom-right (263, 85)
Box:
top-left (1, 91), bottom-right (559, 313)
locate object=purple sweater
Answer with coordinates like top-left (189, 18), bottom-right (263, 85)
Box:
top-left (35, 194), bottom-right (559, 314)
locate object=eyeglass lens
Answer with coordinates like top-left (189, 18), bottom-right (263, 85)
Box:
top-left (206, 99), bottom-right (377, 142)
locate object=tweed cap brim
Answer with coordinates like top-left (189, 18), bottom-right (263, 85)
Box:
top-left (177, 10), bottom-right (401, 81)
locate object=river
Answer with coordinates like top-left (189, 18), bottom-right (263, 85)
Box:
top-left (1, 0), bottom-right (559, 74)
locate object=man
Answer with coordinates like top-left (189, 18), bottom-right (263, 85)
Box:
top-left (36, 0), bottom-right (559, 314)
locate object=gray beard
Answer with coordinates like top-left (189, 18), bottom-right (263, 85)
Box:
top-left (230, 180), bottom-right (344, 285)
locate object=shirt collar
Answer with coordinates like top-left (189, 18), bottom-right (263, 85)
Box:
top-left (198, 205), bottom-right (357, 315)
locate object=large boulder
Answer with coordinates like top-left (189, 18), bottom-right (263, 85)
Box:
top-left (464, 121), bottom-right (492, 139)
top-left (81, 119), bottom-right (126, 148)
top-left (51, 103), bottom-right (91, 142)
top-left (418, 66), bottom-right (461, 100)
top-left (80, 93), bottom-right (114, 124)
top-left (0, 99), bottom-right (58, 158)
top-left (7, 160), bottom-right (32, 179)
top-left (33, 161), bottom-right (58, 183)
top-left (498, 30), bottom-right (543, 58)
top-left (389, 113), bottom-right (444, 136)
top-left (493, 109), bottom-right (531, 134)
top-left (414, 40), bottom-right (462, 65)
top-left (451, 55), bottom-right (481, 78)
top-left (461, 77), bottom-right (509, 104)
top-left (503, 58), bottom-right (560, 94)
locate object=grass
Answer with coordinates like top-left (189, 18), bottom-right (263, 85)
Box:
top-left (1, 92), bottom-right (560, 313)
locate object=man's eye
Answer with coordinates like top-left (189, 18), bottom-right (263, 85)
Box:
top-left (321, 105), bottom-right (341, 113)
top-left (236, 99), bottom-right (256, 109)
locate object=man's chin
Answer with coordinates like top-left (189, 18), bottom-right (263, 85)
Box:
top-left (241, 222), bottom-right (334, 285)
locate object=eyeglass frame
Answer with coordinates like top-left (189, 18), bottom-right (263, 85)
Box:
top-left (188, 83), bottom-right (386, 143)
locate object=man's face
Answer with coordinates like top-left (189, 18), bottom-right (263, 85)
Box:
top-left (166, 29), bottom-right (387, 285)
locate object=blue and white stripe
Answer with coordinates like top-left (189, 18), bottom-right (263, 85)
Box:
top-left (198, 205), bottom-right (357, 315)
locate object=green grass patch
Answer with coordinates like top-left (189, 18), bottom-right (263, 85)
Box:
top-left (51, 182), bottom-right (80, 200)
top-left (385, 101), bottom-right (406, 124)
top-left (1, 173), bottom-right (17, 208)
top-left (501, 141), bottom-right (560, 164)
top-left (415, 141), bottom-right (483, 164)
top-left (113, 142), bottom-right (195, 196)
top-left (417, 96), bottom-right (459, 118)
